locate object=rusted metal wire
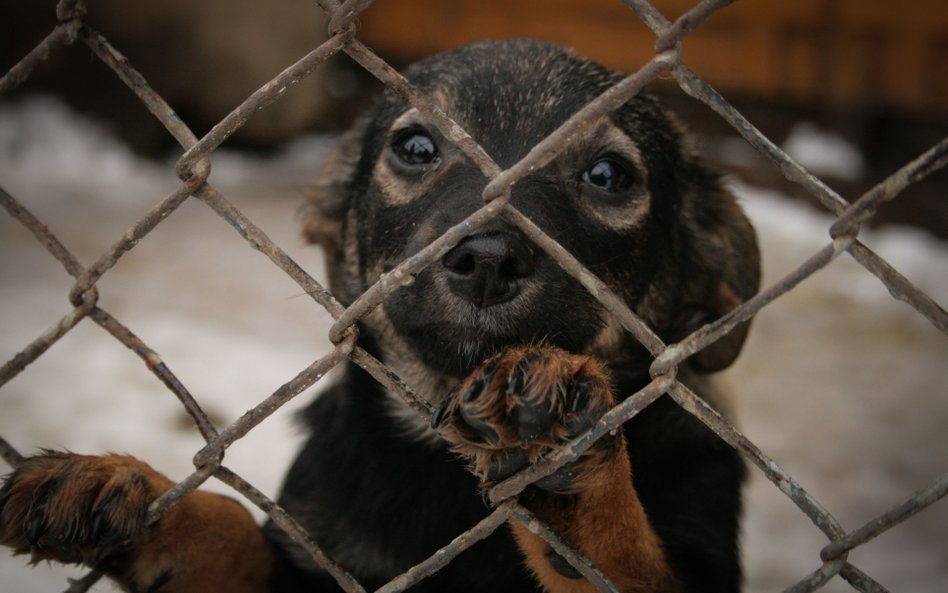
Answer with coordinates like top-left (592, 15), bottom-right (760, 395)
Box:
top-left (0, 1), bottom-right (83, 93)
top-left (671, 60), bottom-right (948, 338)
top-left (192, 339), bottom-right (355, 469)
top-left (838, 564), bottom-right (890, 593)
top-left (176, 33), bottom-right (350, 181)
top-left (0, 294), bottom-right (96, 387)
top-left (508, 501), bottom-right (621, 593)
top-left (374, 503), bottom-right (514, 593)
top-left (1, 1), bottom-right (946, 592)
top-left (0, 186), bottom-right (96, 383)
top-left (655, 0), bottom-right (734, 53)
top-left (67, 178), bottom-right (204, 307)
top-left (89, 308), bottom-right (220, 441)
top-left (147, 462), bottom-right (221, 521)
top-left (831, 138), bottom-right (948, 239)
top-left (671, 62), bottom-right (850, 214)
top-left (0, 436), bottom-right (23, 468)
top-left (327, 197), bottom-right (507, 343)
top-left (845, 241), bottom-right (948, 334)
top-left (77, 27), bottom-right (201, 155)
top-left (488, 373), bottom-right (673, 505)
top-left (621, 0), bottom-right (671, 35)
top-left (349, 346), bottom-right (432, 416)
top-left (784, 559), bottom-right (849, 593)
top-left (62, 570), bottom-right (104, 593)
top-left (822, 472), bottom-right (948, 562)
top-left (0, 186), bottom-right (84, 278)
top-left (0, 26), bottom-right (73, 93)
top-left (0, 186), bottom-right (218, 440)
top-left (481, 52), bottom-right (675, 203)
top-left (342, 38), bottom-right (503, 180)
top-left (503, 206), bottom-right (667, 357)
top-left (195, 184), bottom-right (345, 317)
top-left (666, 382), bottom-right (846, 541)
top-left (326, 0), bottom-right (377, 37)
top-left (652, 243), bottom-right (840, 376)
top-left (215, 466), bottom-right (367, 593)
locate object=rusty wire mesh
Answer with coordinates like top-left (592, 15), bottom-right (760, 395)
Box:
top-left (1, 0), bottom-right (947, 592)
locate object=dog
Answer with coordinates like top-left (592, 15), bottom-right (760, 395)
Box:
top-left (0, 39), bottom-right (759, 593)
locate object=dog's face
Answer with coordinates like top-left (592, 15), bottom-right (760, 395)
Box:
top-left (307, 40), bottom-right (759, 390)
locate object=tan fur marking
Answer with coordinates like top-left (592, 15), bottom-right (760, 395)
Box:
top-left (510, 452), bottom-right (680, 593)
top-left (588, 315), bottom-right (626, 362)
top-left (374, 108), bottom-right (448, 207)
top-left (436, 344), bottom-right (680, 592)
top-left (573, 121), bottom-right (651, 232)
top-left (131, 491), bottom-right (270, 593)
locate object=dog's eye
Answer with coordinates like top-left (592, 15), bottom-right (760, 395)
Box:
top-left (392, 130), bottom-right (440, 166)
top-left (581, 158), bottom-right (636, 192)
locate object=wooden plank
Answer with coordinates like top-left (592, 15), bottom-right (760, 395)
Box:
top-left (357, 0), bottom-right (948, 115)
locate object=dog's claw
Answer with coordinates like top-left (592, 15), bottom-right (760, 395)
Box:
top-left (26, 480), bottom-right (56, 545)
top-left (462, 376), bottom-right (486, 403)
top-left (430, 398), bottom-right (451, 428)
top-left (459, 407), bottom-right (501, 445)
top-left (27, 513), bottom-right (46, 546)
top-left (506, 360), bottom-right (528, 395)
top-left (485, 448), bottom-right (530, 482)
top-left (570, 380), bottom-right (591, 413)
top-left (89, 506), bottom-right (109, 546)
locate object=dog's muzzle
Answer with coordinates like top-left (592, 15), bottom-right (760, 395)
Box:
top-left (441, 231), bottom-right (536, 308)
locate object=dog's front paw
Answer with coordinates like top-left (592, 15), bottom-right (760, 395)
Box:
top-left (0, 451), bottom-right (171, 566)
top-left (434, 345), bottom-right (619, 492)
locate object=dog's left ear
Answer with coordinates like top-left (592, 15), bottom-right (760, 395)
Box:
top-left (676, 164), bottom-right (761, 373)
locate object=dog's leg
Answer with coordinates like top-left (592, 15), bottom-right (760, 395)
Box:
top-left (0, 452), bottom-right (271, 593)
top-left (435, 345), bottom-right (680, 593)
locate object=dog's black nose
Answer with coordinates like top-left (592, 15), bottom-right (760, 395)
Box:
top-left (442, 232), bottom-right (535, 308)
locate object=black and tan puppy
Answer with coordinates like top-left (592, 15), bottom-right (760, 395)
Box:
top-left (1, 40), bottom-right (759, 593)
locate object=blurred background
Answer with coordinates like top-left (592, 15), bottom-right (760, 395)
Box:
top-left (3, 0), bottom-right (946, 234)
top-left (1, 0), bottom-right (947, 591)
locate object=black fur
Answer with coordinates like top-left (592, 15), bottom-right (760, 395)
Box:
top-left (278, 37), bottom-right (760, 593)
top-left (264, 356), bottom-right (540, 592)
top-left (265, 354), bottom-right (746, 591)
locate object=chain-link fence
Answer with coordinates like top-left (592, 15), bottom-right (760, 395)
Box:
top-left (1, 0), bottom-right (947, 592)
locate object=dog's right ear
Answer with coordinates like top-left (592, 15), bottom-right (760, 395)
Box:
top-left (303, 117), bottom-right (369, 303)
top-left (303, 118), bottom-right (367, 251)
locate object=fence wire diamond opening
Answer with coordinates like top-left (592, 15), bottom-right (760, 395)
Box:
top-left (1, 1), bottom-right (947, 592)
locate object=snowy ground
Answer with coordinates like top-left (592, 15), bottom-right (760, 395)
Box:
top-left (1, 98), bottom-right (946, 592)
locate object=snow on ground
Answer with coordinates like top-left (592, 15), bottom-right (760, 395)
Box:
top-left (1, 98), bottom-right (946, 592)
top-left (780, 122), bottom-right (867, 182)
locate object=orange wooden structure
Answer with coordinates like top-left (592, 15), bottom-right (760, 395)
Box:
top-left (358, 0), bottom-right (948, 116)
